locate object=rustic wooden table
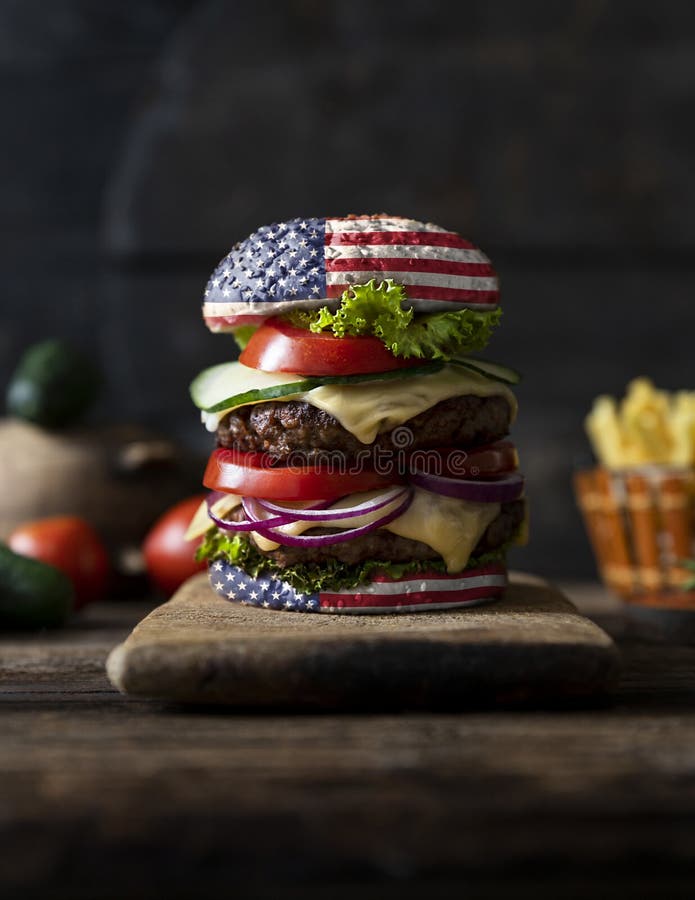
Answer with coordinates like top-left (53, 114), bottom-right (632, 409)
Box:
top-left (2, 585), bottom-right (695, 899)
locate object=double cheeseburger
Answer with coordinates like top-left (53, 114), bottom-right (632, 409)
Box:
top-left (187, 215), bottom-right (526, 613)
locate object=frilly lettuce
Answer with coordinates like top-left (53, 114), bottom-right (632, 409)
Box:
top-left (231, 325), bottom-right (257, 351)
top-left (196, 528), bottom-right (510, 595)
top-left (287, 279), bottom-right (501, 359)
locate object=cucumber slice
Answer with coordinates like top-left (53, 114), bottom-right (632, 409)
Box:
top-left (190, 363), bottom-right (304, 412)
top-left (449, 356), bottom-right (522, 385)
top-left (190, 361), bottom-right (445, 413)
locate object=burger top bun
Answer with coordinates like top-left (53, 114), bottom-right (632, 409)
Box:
top-left (202, 214), bottom-right (499, 333)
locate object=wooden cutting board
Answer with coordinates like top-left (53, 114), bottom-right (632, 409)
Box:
top-left (106, 572), bottom-right (619, 709)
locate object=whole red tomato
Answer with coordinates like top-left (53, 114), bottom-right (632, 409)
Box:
top-left (8, 516), bottom-right (110, 609)
top-left (143, 494), bottom-right (207, 596)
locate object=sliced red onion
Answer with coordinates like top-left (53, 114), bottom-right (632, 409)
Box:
top-left (409, 470), bottom-right (524, 503)
top-left (206, 494), bottom-right (291, 532)
top-left (247, 488), bottom-right (414, 547)
top-left (241, 496), bottom-right (296, 527)
top-left (206, 492), bottom-right (336, 532)
top-left (254, 485), bottom-right (409, 521)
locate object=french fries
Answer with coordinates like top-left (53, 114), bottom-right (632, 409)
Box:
top-left (586, 378), bottom-right (695, 468)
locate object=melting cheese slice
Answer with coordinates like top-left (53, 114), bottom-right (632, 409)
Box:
top-left (203, 365), bottom-right (516, 444)
top-left (252, 488), bottom-right (501, 573)
top-left (384, 490), bottom-right (500, 572)
top-left (305, 367), bottom-right (516, 443)
top-left (184, 493), bottom-right (242, 541)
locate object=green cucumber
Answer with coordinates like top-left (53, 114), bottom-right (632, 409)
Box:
top-left (0, 544), bottom-right (73, 630)
top-left (6, 339), bottom-right (100, 428)
top-left (190, 363), bottom-right (303, 412)
top-left (190, 362), bottom-right (446, 413)
top-left (450, 356), bottom-right (522, 385)
top-left (191, 354), bottom-right (520, 417)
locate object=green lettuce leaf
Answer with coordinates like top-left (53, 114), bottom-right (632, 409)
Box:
top-left (287, 279), bottom-right (501, 360)
top-left (196, 528), bottom-right (511, 595)
top-left (231, 325), bottom-right (257, 351)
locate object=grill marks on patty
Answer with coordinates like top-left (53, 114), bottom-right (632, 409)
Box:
top-left (216, 395), bottom-right (513, 461)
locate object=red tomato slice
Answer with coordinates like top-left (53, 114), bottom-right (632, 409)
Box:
top-left (408, 441), bottom-right (519, 479)
top-left (204, 448), bottom-right (403, 500)
top-left (239, 316), bottom-right (422, 376)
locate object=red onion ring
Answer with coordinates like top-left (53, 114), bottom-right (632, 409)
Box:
top-left (246, 488), bottom-right (414, 547)
top-left (206, 492), bottom-right (336, 532)
top-left (254, 485), bottom-right (409, 521)
top-left (409, 470), bottom-right (524, 503)
top-left (206, 494), bottom-right (290, 531)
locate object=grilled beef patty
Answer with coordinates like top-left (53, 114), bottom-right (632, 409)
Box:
top-left (217, 394), bottom-right (512, 462)
top-left (248, 499), bottom-right (525, 568)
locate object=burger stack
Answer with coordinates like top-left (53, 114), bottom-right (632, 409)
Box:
top-left (187, 215), bottom-right (526, 613)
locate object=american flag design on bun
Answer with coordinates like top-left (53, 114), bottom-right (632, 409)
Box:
top-left (208, 559), bottom-right (507, 614)
top-left (203, 215), bottom-right (499, 332)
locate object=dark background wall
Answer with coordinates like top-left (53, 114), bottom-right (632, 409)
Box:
top-left (2, 0), bottom-right (695, 579)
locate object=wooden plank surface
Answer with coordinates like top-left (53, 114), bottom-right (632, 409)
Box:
top-left (106, 573), bottom-right (617, 708)
top-left (2, 584), bottom-right (695, 898)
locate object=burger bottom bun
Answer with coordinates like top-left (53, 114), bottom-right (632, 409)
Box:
top-left (207, 559), bottom-right (506, 615)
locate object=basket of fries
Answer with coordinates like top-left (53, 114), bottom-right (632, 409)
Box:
top-left (575, 379), bottom-right (695, 616)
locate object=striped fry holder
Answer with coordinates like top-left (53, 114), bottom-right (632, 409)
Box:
top-left (574, 466), bottom-right (695, 637)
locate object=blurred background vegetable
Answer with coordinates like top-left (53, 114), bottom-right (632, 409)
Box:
top-left (7, 516), bottom-right (110, 608)
top-left (0, 543), bottom-right (74, 629)
top-left (142, 494), bottom-right (207, 595)
top-left (6, 339), bottom-right (101, 429)
top-left (0, 420), bottom-right (199, 581)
